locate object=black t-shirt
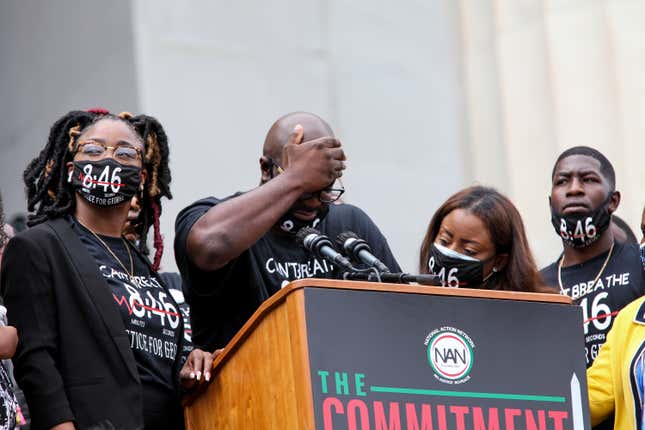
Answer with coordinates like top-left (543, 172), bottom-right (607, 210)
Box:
top-left (160, 272), bottom-right (193, 358)
top-left (72, 219), bottom-right (183, 429)
top-left (541, 241), bottom-right (645, 367)
top-left (174, 195), bottom-right (401, 350)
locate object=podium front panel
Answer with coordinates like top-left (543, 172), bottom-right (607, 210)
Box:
top-left (304, 287), bottom-right (589, 430)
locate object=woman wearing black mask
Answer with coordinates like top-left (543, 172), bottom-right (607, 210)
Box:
top-left (1, 110), bottom-right (213, 430)
top-left (419, 186), bottom-right (548, 292)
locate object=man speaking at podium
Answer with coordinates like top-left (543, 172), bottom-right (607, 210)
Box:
top-left (174, 112), bottom-right (400, 351)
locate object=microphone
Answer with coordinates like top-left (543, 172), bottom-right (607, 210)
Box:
top-left (296, 227), bottom-right (355, 271)
top-left (336, 231), bottom-right (391, 273)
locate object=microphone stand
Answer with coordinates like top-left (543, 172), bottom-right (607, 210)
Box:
top-left (342, 270), bottom-right (442, 286)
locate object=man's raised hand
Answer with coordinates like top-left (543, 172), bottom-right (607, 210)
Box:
top-left (281, 124), bottom-right (346, 193)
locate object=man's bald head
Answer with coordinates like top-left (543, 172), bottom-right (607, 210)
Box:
top-left (263, 112), bottom-right (334, 163)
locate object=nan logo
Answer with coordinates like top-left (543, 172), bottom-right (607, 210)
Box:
top-left (424, 326), bottom-right (475, 385)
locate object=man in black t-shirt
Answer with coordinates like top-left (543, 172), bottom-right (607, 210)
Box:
top-left (541, 146), bottom-right (645, 430)
top-left (541, 147), bottom-right (645, 366)
top-left (174, 112), bottom-right (400, 351)
top-left (541, 147), bottom-right (645, 430)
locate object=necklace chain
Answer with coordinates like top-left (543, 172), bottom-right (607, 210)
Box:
top-left (77, 219), bottom-right (135, 279)
top-left (557, 241), bottom-right (614, 296)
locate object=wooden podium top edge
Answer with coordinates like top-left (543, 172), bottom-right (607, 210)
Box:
top-left (287, 278), bottom-right (572, 304)
top-left (208, 279), bottom-right (571, 375)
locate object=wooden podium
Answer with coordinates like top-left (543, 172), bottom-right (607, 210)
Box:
top-left (184, 279), bottom-right (590, 430)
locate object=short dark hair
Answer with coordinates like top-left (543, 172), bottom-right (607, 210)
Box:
top-left (551, 146), bottom-right (616, 190)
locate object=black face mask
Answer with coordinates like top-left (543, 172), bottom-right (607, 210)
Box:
top-left (427, 243), bottom-right (494, 288)
top-left (550, 195), bottom-right (612, 248)
top-left (276, 203), bottom-right (330, 234)
top-left (68, 158), bottom-right (141, 208)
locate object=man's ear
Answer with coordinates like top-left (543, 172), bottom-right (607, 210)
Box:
top-left (608, 190), bottom-right (621, 214)
top-left (259, 156), bottom-right (272, 184)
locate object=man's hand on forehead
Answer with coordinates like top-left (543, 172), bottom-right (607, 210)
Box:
top-left (280, 124), bottom-right (346, 193)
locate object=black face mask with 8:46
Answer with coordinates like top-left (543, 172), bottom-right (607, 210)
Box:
top-left (549, 195), bottom-right (612, 249)
top-left (428, 243), bottom-right (490, 288)
top-left (68, 159), bottom-right (141, 207)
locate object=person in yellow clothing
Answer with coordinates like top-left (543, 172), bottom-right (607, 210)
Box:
top-left (588, 294), bottom-right (645, 429)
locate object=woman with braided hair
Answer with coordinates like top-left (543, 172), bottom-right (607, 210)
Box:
top-left (1, 109), bottom-right (214, 430)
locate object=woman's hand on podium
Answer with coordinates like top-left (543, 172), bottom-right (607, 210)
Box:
top-left (180, 348), bottom-right (223, 394)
